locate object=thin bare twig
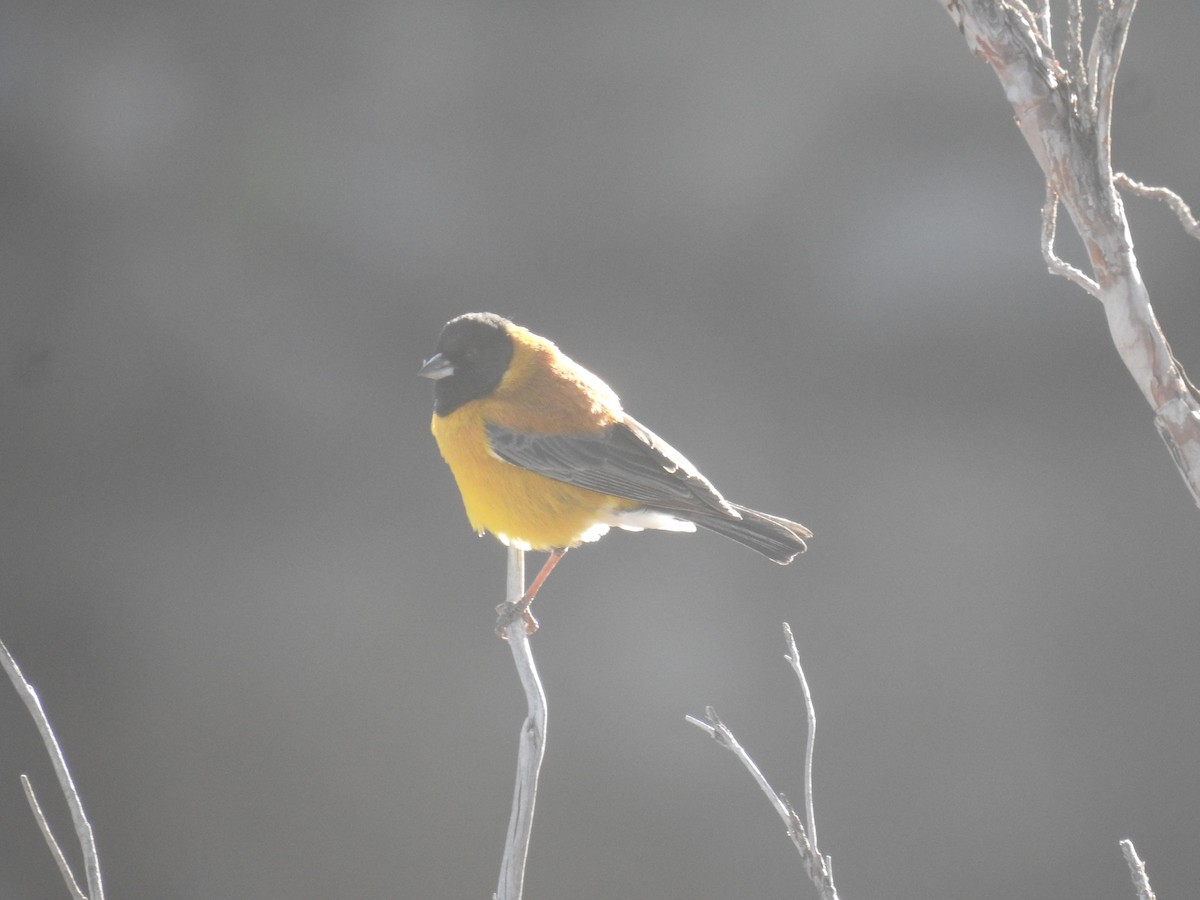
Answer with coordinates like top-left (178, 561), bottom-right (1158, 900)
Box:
top-left (1119, 839), bottom-right (1156, 900)
top-left (21, 775), bottom-right (87, 900)
top-left (1005, 0), bottom-right (1056, 60)
top-left (495, 547), bottom-right (547, 900)
top-left (781, 622), bottom-right (818, 851)
top-left (1066, 0), bottom-right (1085, 94)
top-left (686, 707), bottom-right (795, 826)
top-left (1033, 0), bottom-right (1051, 47)
top-left (1042, 188), bottom-right (1101, 296)
top-left (1115, 173), bottom-right (1200, 240)
top-left (687, 627), bottom-right (839, 900)
top-left (1089, 0), bottom-right (1137, 177)
top-left (0, 636), bottom-right (104, 900)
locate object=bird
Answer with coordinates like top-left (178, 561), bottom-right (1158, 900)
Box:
top-left (419, 312), bottom-right (811, 632)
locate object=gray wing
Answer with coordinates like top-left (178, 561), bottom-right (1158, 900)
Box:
top-left (486, 417), bottom-right (738, 519)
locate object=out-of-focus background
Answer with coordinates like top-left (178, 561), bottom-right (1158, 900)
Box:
top-left (3, 2), bottom-right (1199, 898)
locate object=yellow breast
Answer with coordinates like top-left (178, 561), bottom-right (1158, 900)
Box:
top-left (432, 407), bottom-right (630, 550)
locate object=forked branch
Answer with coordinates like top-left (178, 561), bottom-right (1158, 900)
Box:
top-left (687, 623), bottom-right (838, 900)
top-left (0, 636), bottom-right (104, 900)
top-left (938, 0), bottom-right (1200, 504)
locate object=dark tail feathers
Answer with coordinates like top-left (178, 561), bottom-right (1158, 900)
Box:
top-left (694, 504), bottom-right (811, 565)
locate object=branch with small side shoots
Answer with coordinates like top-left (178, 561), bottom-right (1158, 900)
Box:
top-left (686, 623), bottom-right (838, 900)
top-left (939, 0), bottom-right (1200, 505)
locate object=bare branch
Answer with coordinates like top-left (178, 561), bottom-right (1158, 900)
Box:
top-left (21, 775), bottom-right (87, 900)
top-left (1042, 188), bottom-right (1101, 296)
top-left (687, 627), bottom-right (839, 900)
top-left (495, 547), bottom-right (547, 900)
top-left (1002, 0), bottom-right (1058, 62)
top-left (1119, 840), bottom-right (1156, 900)
top-left (685, 706), bottom-right (799, 830)
top-left (1033, 0), bottom-right (1052, 46)
top-left (1066, 0), bottom-right (1085, 98)
top-left (938, 0), bottom-right (1200, 504)
top-left (1088, 0), bottom-right (1137, 176)
top-left (781, 622), bottom-right (818, 850)
top-left (0, 636), bottom-right (104, 900)
top-left (1115, 173), bottom-right (1200, 240)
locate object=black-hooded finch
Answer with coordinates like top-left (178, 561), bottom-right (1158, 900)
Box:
top-left (420, 312), bottom-right (811, 630)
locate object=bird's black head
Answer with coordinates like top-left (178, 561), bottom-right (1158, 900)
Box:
top-left (419, 313), bottom-right (515, 416)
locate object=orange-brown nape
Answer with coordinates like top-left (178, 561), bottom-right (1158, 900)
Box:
top-left (420, 312), bottom-right (811, 634)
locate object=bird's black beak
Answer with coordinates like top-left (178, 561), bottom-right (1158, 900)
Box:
top-left (418, 352), bottom-right (455, 380)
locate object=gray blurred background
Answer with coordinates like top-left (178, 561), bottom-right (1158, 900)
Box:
top-left (3, 1), bottom-right (1199, 898)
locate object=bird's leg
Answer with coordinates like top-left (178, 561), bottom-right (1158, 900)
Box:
top-left (496, 548), bottom-right (567, 637)
top-left (517, 548), bottom-right (566, 633)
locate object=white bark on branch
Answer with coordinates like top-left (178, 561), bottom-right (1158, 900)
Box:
top-left (938, 0), bottom-right (1200, 505)
top-left (0, 637), bottom-right (104, 900)
top-left (1119, 839), bottom-right (1157, 900)
top-left (687, 624), bottom-right (839, 900)
top-left (494, 547), bottom-right (547, 900)
top-left (20, 774), bottom-right (87, 900)
top-left (1114, 173), bottom-right (1200, 241)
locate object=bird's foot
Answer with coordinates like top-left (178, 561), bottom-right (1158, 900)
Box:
top-left (495, 599), bottom-right (539, 639)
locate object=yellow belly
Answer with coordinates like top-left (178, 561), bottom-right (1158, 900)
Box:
top-left (431, 410), bottom-right (632, 551)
